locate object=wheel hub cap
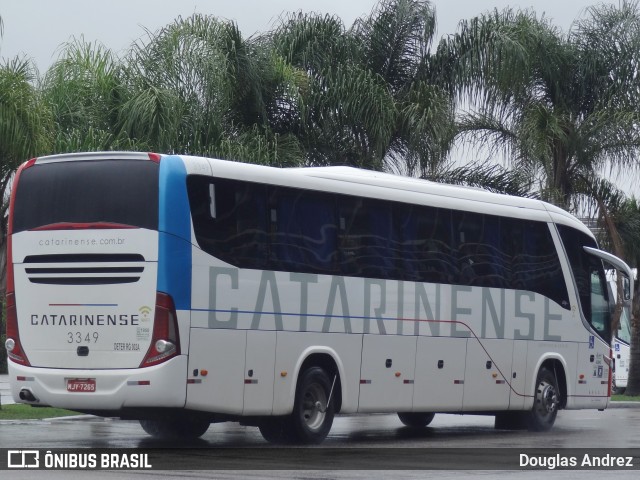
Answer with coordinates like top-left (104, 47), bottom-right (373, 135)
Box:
top-left (541, 384), bottom-right (558, 413)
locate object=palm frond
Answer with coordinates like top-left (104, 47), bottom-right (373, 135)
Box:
top-left (427, 161), bottom-right (536, 197)
top-left (354, 0), bottom-right (436, 92)
top-left (0, 57), bottom-right (51, 163)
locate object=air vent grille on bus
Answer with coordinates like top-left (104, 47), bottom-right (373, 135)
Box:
top-left (23, 254), bottom-right (146, 285)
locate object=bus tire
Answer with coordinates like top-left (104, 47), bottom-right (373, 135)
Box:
top-left (288, 366), bottom-right (335, 444)
top-left (139, 417), bottom-right (210, 439)
top-left (258, 417), bottom-right (291, 444)
top-left (527, 367), bottom-right (560, 432)
top-left (397, 412), bottom-right (435, 428)
top-left (494, 412), bottom-right (527, 430)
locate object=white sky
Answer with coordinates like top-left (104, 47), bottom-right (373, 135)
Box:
top-left (0, 0), bottom-right (634, 196)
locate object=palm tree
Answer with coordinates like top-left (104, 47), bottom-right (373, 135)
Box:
top-left (40, 38), bottom-right (144, 153)
top-left (119, 14), bottom-right (303, 166)
top-left (267, 0), bottom-right (454, 174)
top-left (109, 1), bottom-right (456, 172)
top-left (0, 57), bottom-right (51, 285)
top-left (429, 160), bottom-right (536, 197)
top-left (0, 54), bottom-right (51, 375)
top-left (435, 1), bottom-right (640, 211)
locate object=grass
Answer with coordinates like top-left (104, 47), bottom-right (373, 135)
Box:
top-left (611, 394), bottom-right (640, 402)
top-left (0, 403), bottom-right (81, 420)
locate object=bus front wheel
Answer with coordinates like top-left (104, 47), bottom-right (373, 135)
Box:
top-left (397, 412), bottom-right (435, 428)
top-left (527, 367), bottom-right (560, 432)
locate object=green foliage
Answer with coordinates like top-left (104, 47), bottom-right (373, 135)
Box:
top-left (437, 0), bottom-right (640, 210)
top-left (0, 1), bottom-right (457, 176)
top-left (0, 404), bottom-right (80, 419)
top-left (611, 394), bottom-right (640, 402)
top-left (268, 0), bottom-right (454, 172)
top-left (428, 161), bottom-right (536, 198)
top-left (0, 57), bottom-right (51, 167)
top-left (40, 38), bottom-right (141, 153)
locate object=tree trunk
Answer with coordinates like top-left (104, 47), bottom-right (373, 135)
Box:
top-left (625, 261), bottom-right (640, 396)
top-left (597, 197), bottom-right (625, 333)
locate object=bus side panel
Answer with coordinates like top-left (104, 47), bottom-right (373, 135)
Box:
top-left (413, 337), bottom-right (466, 412)
top-left (358, 335), bottom-right (417, 412)
top-left (185, 328), bottom-right (246, 414)
top-left (508, 340), bottom-right (528, 410)
top-left (462, 338), bottom-right (513, 411)
top-left (158, 155), bottom-right (192, 311)
top-left (272, 332), bottom-right (362, 415)
top-left (243, 330), bottom-right (277, 415)
top-left (571, 340), bottom-right (610, 409)
top-left (159, 155), bottom-right (193, 368)
top-left (613, 339), bottom-right (630, 389)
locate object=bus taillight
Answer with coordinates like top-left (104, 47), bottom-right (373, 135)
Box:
top-left (140, 292), bottom-right (181, 367)
top-left (5, 293), bottom-right (30, 366)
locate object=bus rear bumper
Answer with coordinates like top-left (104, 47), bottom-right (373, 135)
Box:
top-left (7, 356), bottom-right (187, 411)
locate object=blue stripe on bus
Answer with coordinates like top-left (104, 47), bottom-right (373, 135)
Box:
top-left (158, 155), bottom-right (192, 310)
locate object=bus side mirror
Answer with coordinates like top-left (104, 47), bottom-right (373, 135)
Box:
top-left (583, 247), bottom-right (634, 306)
top-left (622, 276), bottom-right (631, 303)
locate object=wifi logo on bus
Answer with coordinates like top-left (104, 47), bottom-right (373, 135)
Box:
top-left (139, 306), bottom-right (152, 322)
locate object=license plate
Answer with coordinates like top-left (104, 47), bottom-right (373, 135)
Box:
top-left (66, 379), bottom-right (96, 393)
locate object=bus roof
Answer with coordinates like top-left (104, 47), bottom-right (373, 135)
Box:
top-left (183, 156), bottom-right (593, 237)
top-left (25, 151), bottom-right (593, 237)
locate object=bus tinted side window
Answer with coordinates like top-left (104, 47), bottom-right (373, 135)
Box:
top-left (396, 205), bottom-right (457, 284)
top-left (270, 188), bottom-right (338, 274)
top-left (187, 176), bottom-right (268, 270)
top-left (557, 225), bottom-right (610, 342)
top-left (188, 175), bottom-right (570, 310)
top-left (454, 212), bottom-right (509, 289)
top-left (508, 218), bottom-right (570, 309)
top-left (339, 198), bottom-right (398, 279)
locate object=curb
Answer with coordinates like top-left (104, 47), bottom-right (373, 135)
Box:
top-left (0, 414), bottom-right (101, 424)
top-left (607, 401), bottom-right (640, 409)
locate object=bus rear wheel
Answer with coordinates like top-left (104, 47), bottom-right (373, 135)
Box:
top-left (289, 366), bottom-right (335, 444)
top-left (139, 417), bottom-right (210, 439)
top-left (258, 417), bottom-right (291, 444)
top-left (397, 412), bottom-right (435, 428)
top-left (527, 367), bottom-right (560, 432)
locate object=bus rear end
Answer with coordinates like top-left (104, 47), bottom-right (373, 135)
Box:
top-left (5, 152), bottom-right (187, 413)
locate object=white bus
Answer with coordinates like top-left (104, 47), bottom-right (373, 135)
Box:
top-left (6, 152), bottom-right (633, 444)
top-left (613, 306), bottom-right (631, 393)
top-left (606, 275), bottom-right (633, 394)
